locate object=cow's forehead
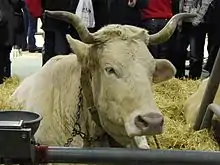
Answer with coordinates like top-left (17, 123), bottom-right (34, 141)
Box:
top-left (94, 24), bottom-right (149, 42)
top-left (98, 39), bottom-right (155, 69)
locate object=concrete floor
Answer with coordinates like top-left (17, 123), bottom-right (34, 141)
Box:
top-left (11, 35), bottom-right (43, 79)
top-left (10, 19), bottom-right (210, 80)
top-left (11, 19), bottom-right (43, 79)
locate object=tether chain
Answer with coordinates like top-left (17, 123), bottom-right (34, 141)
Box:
top-left (64, 86), bottom-right (161, 148)
top-left (64, 86), bottom-right (100, 147)
top-left (153, 135), bottom-right (161, 149)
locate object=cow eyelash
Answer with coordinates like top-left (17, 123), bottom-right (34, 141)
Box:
top-left (104, 66), bottom-right (119, 77)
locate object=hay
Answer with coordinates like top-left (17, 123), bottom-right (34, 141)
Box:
top-left (0, 76), bottom-right (22, 109)
top-left (0, 76), bottom-right (219, 150)
top-left (149, 78), bottom-right (219, 150)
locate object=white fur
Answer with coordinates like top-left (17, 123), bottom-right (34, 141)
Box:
top-left (12, 25), bottom-right (176, 151)
top-left (184, 78), bottom-right (220, 126)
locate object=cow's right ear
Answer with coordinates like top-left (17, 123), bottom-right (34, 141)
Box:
top-left (66, 35), bottom-right (89, 61)
top-left (153, 59), bottom-right (176, 83)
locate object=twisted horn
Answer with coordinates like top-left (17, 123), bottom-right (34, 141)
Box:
top-left (44, 10), bottom-right (95, 44)
top-left (149, 13), bottom-right (197, 45)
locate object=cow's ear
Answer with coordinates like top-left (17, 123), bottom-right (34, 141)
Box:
top-left (153, 59), bottom-right (176, 83)
top-left (66, 34), bottom-right (89, 61)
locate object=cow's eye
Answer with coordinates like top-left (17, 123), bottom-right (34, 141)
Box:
top-left (105, 66), bottom-right (118, 77)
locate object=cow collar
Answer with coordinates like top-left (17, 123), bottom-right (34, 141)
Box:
top-left (79, 67), bottom-right (124, 148)
top-left (80, 67), bottom-right (102, 127)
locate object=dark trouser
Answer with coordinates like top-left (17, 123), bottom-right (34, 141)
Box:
top-left (141, 18), bottom-right (173, 60)
top-left (170, 23), bottom-right (190, 78)
top-left (0, 45), bottom-right (12, 84)
top-left (27, 9), bottom-right (38, 50)
top-left (42, 30), bottom-right (71, 66)
top-left (173, 22), bottom-right (218, 79)
top-left (14, 8), bottom-right (26, 50)
top-left (21, 3), bottom-right (29, 50)
top-left (42, 23), bottom-right (92, 66)
top-left (204, 24), bottom-right (220, 73)
top-left (189, 24), bottom-right (207, 79)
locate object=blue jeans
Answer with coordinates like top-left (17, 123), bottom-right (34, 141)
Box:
top-left (27, 9), bottom-right (37, 49)
top-left (172, 22), bottom-right (207, 79)
top-left (141, 18), bottom-right (173, 60)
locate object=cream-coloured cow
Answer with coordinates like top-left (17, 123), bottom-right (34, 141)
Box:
top-left (12, 11), bottom-right (196, 152)
top-left (184, 77), bottom-right (220, 126)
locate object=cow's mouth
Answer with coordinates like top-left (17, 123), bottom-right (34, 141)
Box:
top-left (106, 132), bottom-right (150, 149)
top-left (125, 112), bottom-right (164, 137)
top-left (101, 122), bottom-right (152, 149)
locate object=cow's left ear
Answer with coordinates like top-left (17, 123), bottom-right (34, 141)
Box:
top-left (153, 59), bottom-right (176, 83)
top-left (66, 34), bottom-right (89, 62)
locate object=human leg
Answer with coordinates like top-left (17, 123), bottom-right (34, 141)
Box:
top-left (204, 24), bottom-right (220, 73)
top-left (27, 11), bottom-right (41, 52)
top-left (0, 45), bottom-right (12, 83)
top-left (170, 22), bottom-right (191, 78)
top-left (42, 30), bottom-right (55, 66)
top-left (189, 24), bottom-right (207, 79)
top-left (141, 19), bottom-right (159, 58)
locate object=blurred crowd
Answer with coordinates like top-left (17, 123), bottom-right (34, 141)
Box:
top-left (0, 0), bottom-right (219, 84)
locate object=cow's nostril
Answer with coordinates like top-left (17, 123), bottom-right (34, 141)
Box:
top-left (134, 112), bottom-right (164, 132)
top-left (160, 118), bottom-right (164, 126)
top-left (134, 115), bottom-right (149, 129)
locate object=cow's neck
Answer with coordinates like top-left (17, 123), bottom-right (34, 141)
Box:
top-left (79, 67), bottom-right (105, 147)
top-left (79, 67), bottom-right (123, 148)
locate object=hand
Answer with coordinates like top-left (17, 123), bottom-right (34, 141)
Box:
top-left (128, 0), bottom-right (137, 7)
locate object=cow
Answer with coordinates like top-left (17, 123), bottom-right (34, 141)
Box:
top-left (11, 11), bottom-right (196, 152)
top-left (184, 77), bottom-right (220, 143)
top-left (184, 78), bottom-right (220, 126)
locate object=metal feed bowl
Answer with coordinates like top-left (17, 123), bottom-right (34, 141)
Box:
top-left (0, 110), bottom-right (42, 135)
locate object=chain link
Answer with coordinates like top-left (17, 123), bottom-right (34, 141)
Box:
top-left (64, 86), bottom-right (100, 147)
top-left (64, 86), bottom-right (160, 148)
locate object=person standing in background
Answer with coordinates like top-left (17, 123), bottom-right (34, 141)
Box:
top-left (20, 2), bottom-right (28, 51)
top-left (25, 0), bottom-right (43, 53)
top-left (172, 0), bottom-right (215, 79)
top-left (14, 0), bottom-right (27, 52)
top-left (42, 0), bottom-right (109, 65)
top-left (203, 0), bottom-right (220, 76)
top-left (67, 0), bottom-right (109, 39)
top-left (92, 0), bottom-right (109, 31)
top-left (140, 0), bottom-right (174, 60)
top-left (41, 0), bottom-right (72, 65)
top-left (0, 0), bottom-right (24, 83)
top-left (108, 0), bottom-right (148, 27)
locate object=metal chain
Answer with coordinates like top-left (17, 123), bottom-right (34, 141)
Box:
top-left (64, 86), bottom-right (100, 147)
top-left (153, 135), bottom-right (161, 149)
top-left (64, 86), bottom-right (161, 148)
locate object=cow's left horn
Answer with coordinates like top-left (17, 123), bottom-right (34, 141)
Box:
top-left (148, 13), bottom-right (197, 45)
top-left (44, 10), bottom-right (95, 44)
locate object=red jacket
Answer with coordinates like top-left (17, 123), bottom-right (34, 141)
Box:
top-left (141, 0), bottom-right (173, 19)
top-left (25, 0), bottom-right (43, 18)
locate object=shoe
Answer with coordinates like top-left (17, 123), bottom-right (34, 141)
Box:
top-left (22, 47), bottom-right (28, 51)
top-left (29, 47), bottom-right (42, 53)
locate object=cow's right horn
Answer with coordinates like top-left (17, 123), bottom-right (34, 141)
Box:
top-left (45, 10), bottom-right (95, 44)
top-left (148, 13), bottom-right (197, 45)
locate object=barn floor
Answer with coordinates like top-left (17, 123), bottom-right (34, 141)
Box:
top-left (11, 19), bottom-right (43, 79)
top-left (11, 20), bottom-right (210, 80)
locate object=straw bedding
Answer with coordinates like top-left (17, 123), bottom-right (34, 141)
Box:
top-left (149, 78), bottom-right (219, 150)
top-left (0, 76), bottom-right (218, 150)
top-left (0, 76), bottom-right (22, 110)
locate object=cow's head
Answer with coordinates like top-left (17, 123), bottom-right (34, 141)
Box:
top-left (45, 11), bottom-right (196, 147)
